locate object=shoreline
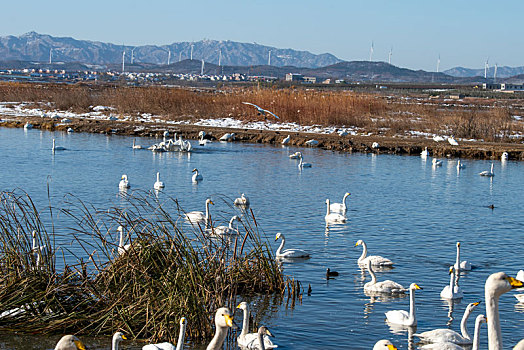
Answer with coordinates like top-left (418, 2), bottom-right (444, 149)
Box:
top-left (2, 116), bottom-right (524, 160)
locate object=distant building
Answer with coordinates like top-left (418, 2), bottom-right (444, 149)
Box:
top-left (483, 83), bottom-right (524, 92)
top-left (303, 76), bottom-right (317, 84)
top-left (285, 73), bottom-right (303, 82)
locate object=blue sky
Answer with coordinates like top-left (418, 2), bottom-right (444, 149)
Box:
top-left (1, 0), bottom-right (522, 71)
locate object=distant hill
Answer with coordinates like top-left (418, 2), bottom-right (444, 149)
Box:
top-left (0, 32), bottom-right (340, 68)
top-left (444, 65), bottom-right (524, 78)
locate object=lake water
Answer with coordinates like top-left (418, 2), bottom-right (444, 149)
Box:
top-left (0, 127), bottom-right (523, 350)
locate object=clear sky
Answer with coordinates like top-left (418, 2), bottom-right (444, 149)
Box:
top-left (1, 0), bottom-right (522, 71)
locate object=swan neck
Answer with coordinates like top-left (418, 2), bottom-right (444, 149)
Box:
top-left (118, 228), bottom-right (124, 248)
top-left (358, 242), bottom-right (367, 263)
top-left (258, 332), bottom-right (266, 350)
top-left (112, 337), bottom-right (119, 350)
top-left (449, 269), bottom-right (455, 291)
top-left (157, 173), bottom-right (160, 182)
top-left (176, 322), bottom-right (186, 350)
top-left (343, 193), bottom-right (349, 206)
top-left (456, 244), bottom-right (461, 268)
top-left (408, 287), bottom-right (416, 324)
top-left (326, 200), bottom-right (330, 215)
top-left (472, 318), bottom-right (483, 350)
top-left (206, 325), bottom-right (228, 350)
top-left (241, 307), bottom-right (249, 337)
top-left (368, 262), bottom-right (377, 284)
top-left (276, 237), bottom-right (285, 256)
top-left (229, 217), bottom-right (236, 229)
top-left (460, 306), bottom-right (473, 340)
top-left (485, 290), bottom-right (502, 350)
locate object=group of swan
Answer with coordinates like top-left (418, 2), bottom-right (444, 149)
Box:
top-left (237, 302), bottom-right (278, 349)
top-left (324, 192), bottom-right (350, 223)
top-left (420, 315), bottom-right (487, 350)
top-left (148, 132), bottom-right (192, 152)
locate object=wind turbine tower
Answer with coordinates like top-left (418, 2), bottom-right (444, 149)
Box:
top-left (494, 63), bottom-right (498, 83)
top-left (167, 49), bottom-right (171, 65)
top-left (369, 41), bottom-right (374, 62)
top-left (218, 49), bottom-right (222, 66)
top-left (201, 59), bottom-right (205, 75)
top-left (436, 54), bottom-right (440, 73)
top-left (268, 50), bottom-right (272, 66)
top-left (49, 48), bottom-right (53, 64)
top-left (190, 44), bottom-right (194, 60)
top-left (131, 47), bottom-right (136, 64)
top-left (484, 58), bottom-right (489, 79)
top-left (388, 47), bottom-right (392, 65)
top-left (122, 50), bottom-right (125, 73)
top-left (179, 52), bottom-right (182, 62)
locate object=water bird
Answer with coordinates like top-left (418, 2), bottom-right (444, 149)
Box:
top-left (501, 152), bottom-right (509, 161)
top-left (326, 268), bottom-right (339, 279)
top-left (385, 283), bottom-right (422, 326)
top-left (421, 147), bottom-right (429, 157)
top-left (515, 294), bottom-right (524, 302)
top-left (288, 152), bottom-right (301, 159)
top-left (236, 302), bottom-right (277, 349)
top-left (253, 326), bottom-right (275, 350)
top-left (305, 139), bottom-right (319, 146)
top-left (432, 158), bottom-right (443, 167)
top-left (433, 135), bottom-right (445, 142)
top-left (242, 102), bottom-right (280, 119)
top-left (112, 332), bottom-right (127, 350)
top-left (441, 266), bottom-right (463, 300)
top-left (372, 142), bottom-right (380, 149)
top-left (355, 239), bottom-right (393, 267)
top-left (52, 138), bottom-right (66, 151)
top-left (325, 199), bottom-right (346, 223)
top-left (298, 152), bottom-right (312, 168)
top-left (282, 135), bottom-right (290, 145)
top-left (24, 122), bottom-right (33, 129)
top-left (329, 192), bottom-right (350, 213)
top-left (210, 215), bottom-right (240, 236)
top-left (54, 335), bottom-right (85, 350)
top-left (119, 174), bottom-right (130, 190)
top-left (457, 160), bottom-right (466, 170)
top-left (448, 136), bottom-right (459, 146)
top-left (154, 172), bottom-right (165, 190)
top-left (517, 270), bottom-right (524, 282)
top-left (67, 127), bottom-right (74, 133)
top-left (206, 307), bottom-right (235, 350)
top-left (415, 301), bottom-right (481, 344)
top-left (31, 230), bottom-right (46, 268)
top-left (419, 314), bottom-right (486, 350)
top-left (275, 232), bottom-right (310, 259)
top-left (192, 168), bottom-right (203, 182)
top-left (234, 193), bottom-right (250, 208)
top-left (483, 272), bottom-right (523, 349)
top-left (117, 226), bottom-right (131, 255)
top-left (454, 242), bottom-right (472, 271)
top-left (220, 132), bottom-right (235, 141)
top-left (364, 259), bottom-right (406, 294)
top-left (185, 198), bottom-right (214, 225)
top-left (488, 204), bottom-right (495, 210)
top-left (479, 163), bottom-right (495, 177)
top-left (132, 139), bottom-right (143, 149)
top-left (142, 317), bottom-right (186, 350)
top-left (199, 131), bottom-right (211, 145)
top-left (373, 340), bottom-right (398, 350)
top-left (307, 284), bottom-right (312, 295)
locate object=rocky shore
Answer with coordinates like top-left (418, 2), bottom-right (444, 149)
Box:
top-left (2, 116), bottom-right (524, 160)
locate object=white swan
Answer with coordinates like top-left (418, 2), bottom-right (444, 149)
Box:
top-left (52, 138), bottom-right (67, 151)
top-left (432, 158), bottom-right (443, 167)
top-left (54, 335), bottom-right (86, 350)
top-left (289, 152), bottom-right (301, 159)
top-left (415, 301), bottom-right (481, 344)
top-left (485, 272), bottom-right (523, 350)
top-left (242, 102), bottom-right (280, 119)
top-left (112, 332), bottom-right (127, 350)
top-left (132, 139), bottom-right (143, 149)
top-left (364, 259), bottom-right (406, 294)
top-left (220, 132), bottom-right (235, 141)
top-left (199, 131), bottom-right (211, 146)
top-left (421, 147), bottom-right (429, 157)
top-left (24, 122), bottom-right (33, 129)
top-left (192, 168), bottom-right (203, 182)
top-left (480, 163), bottom-right (495, 177)
top-left (252, 326), bottom-right (275, 350)
top-left (373, 340), bottom-right (397, 350)
top-left (234, 193), bottom-right (250, 207)
top-left (420, 314), bottom-right (487, 350)
top-left (501, 152), bottom-right (508, 161)
top-left (117, 226), bottom-right (131, 255)
top-left (329, 192), bottom-right (351, 213)
top-left (325, 199), bottom-right (346, 223)
top-left (517, 270), bottom-right (524, 282)
top-left (185, 199), bottom-right (214, 225)
top-left (282, 135), bottom-right (290, 145)
top-left (305, 139), bottom-right (318, 146)
top-left (457, 160), bottom-right (466, 170)
top-left (433, 135), bottom-right (445, 142)
top-left (143, 317), bottom-right (186, 350)
top-left (441, 266), bottom-right (463, 300)
top-left (298, 153), bottom-right (312, 168)
top-left (454, 242), bottom-right (472, 271)
top-left (206, 307), bottom-right (235, 350)
top-left (32, 230), bottom-right (46, 268)
top-left (385, 283), bottom-right (422, 326)
top-left (515, 294), bottom-right (524, 302)
top-left (210, 216), bottom-right (240, 236)
top-left (448, 136), bottom-right (459, 146)
top-left (119, 174), bottom-right (130, 190)
top-left (372, 142), bottom-right (380, 149)
top-left (355, 239), bottom-right (393, 267)
top-left (237, 302), bottom-right (278, 349)
top-left (275, 232), bottom-right (310, 259)
top-left (154, 172), bottom-right (165, 190)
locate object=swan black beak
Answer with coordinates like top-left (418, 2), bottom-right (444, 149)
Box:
top-left (265, 328), bottom-right (274, 337)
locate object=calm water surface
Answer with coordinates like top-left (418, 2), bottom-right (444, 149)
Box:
top-left (0, 127), bottom-right (523, 349)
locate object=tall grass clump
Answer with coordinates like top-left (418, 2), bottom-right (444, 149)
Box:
top-left (0, 190), bottom-right (290, 343)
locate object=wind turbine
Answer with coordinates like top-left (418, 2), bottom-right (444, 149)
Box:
top-left (494, 63), bottom-right (498, 83)
top-left (49, 48), bottom-right (53, 64)
top-left (436, 54), bottom-right (440, 73)
top-left (179, 52), bottom-right (182, 62)
top-left (201, 59), bottom-right (205, 75)
top-left (369, 41), bottom-right (374, 62)
top-left (131, 47), bottom-right (136, 64)
top-left (484, 58), bottom-right (489, 79)
top-left (218, 49), bottom-right (222, 66)
top-left (167, 49), bottom-right (171, 65)
top-left (268, 50), bottom-right (272, 65)
top-left (190, 43), bottom-right (194, 60)
top-left (122, 50), bottom-right (125, 73)
top-left (388, 47), bottom-right (392, 65)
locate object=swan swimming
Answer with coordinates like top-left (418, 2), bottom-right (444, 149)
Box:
top-left (457, 160), bottom-right (466, 170)
top-left (298, 152), bottom-right (312, 168)
top-left (288, 152), bottom-right (301, 159)
top-left (185, 198), bottom-right (214, 225)
top-left (421, 147), bottom-right (429, 157)
top-left (52, 138), bottom-right (66, 151)
top-left (154, 172), bottom-right (165, 190)
top-left (325, 199), bottom-right (346, 223)
top-left (432, 158), bottom-right (443, 167)
top-left (441, 266), bottom-right (463, 300)
top-left (111, 332), bottom-right (127, 350)
top-left (234, 193), bottom-right (250, 208)
top-left (480, 163), bottom-right (495, 177)
top-left (385, 283), bottom-right (422, 326)
top-left (419, 314), bottom-right (487, 350)
top-left (237, 302), bottom-right (278, 349)
top-left (192, 168), bottom-right (203, 182)
top-left (275, 232), bottom-right (310, 259)
top-left (415, 301), bottom-right (481, 344)
top-left (54, 335), bottom-right (86, 350)
top-left (364, 259), bottom-right (406, 294)
top-left (454, 242), bottom-right (472, 271)
top-left (210, 216), bottom-right (240, 236)
top-left (132, 139), bottom-right (143, 149)
top-left (373, 340), bottom-right (398, 350)
top-left (355, 239), bottom-right (393, 267)
top-left (501, 152), bottom-right (508, 161)
top-left (206, 307), bottom-right (235, 350)
top-left (142, 317), bottom-right (186, 350)
top-left (329, 192), bottom-right (350, 213)
top-left (119, 174), bottom-right (130, 190)
top-left (252, 326), bottom-right (275, 350)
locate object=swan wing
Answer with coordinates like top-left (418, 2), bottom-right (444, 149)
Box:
top-left (416, 329), bottom-right (469, 344)
top-left (278, 249), bottom-right (310, 258)
top-left (360, 255), bottom-right (393, 266)
top-left (366, 280), bottom-right (406, 293)
top-left (243, 333), bottom-right (278, 349)
top-left (142, 342), bottom-right (176, 350)
top-left (385, 310), bottom-right (410, 324)
top-left (420, 342), bottom-right (463, 350)
top-left (185, 211), bottom-right (205, 222)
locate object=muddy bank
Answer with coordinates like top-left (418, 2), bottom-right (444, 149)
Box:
top-left (3, 116), bottom-right (524, 160)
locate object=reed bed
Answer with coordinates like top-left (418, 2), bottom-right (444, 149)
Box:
top-left (0, 190), bottom-right (294, 343)
top-left (0, 82), bottom-right (522, 142)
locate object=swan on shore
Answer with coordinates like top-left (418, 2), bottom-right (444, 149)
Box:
top-left (305, 139), bottom-right (318, 146)
top-left (325, 199), bottom-right (346, 223)
top-left (364, 259), bottom-right (406, 294)
top-left (54, 335), bottom-right (86, 350)
top-left (192, 168), bottom-right (203, 182)
top-left (385, 283), bottom-right (422, 326)
top-left (480, 163), bottom-right (495, 177)
top-left (185, 199), bottom-right (214, 225)
top-left (282, 135), bottom-right (290, 145)
top-left (220, 132), bottom-right (235, 141)
top-left (373, 340), bottom-right (398, 350)
top-left (355, 239), bottom-right (393, 267)
top-left (275, 232), bottom-right (310, 259)
top-left (154, 172), bottom-right (165, 190)
top-left (329, 192), bottom-right (350, 213)
top-left (415, 301), bottom-right (481, 344)
top-left (142, 317), bottom-right (186, 350)
top-left (206, 307), bottom-right (235, 350)
top-left (441, 266), bottom-right (463, 300)
top-left (119, 174), bottom-right (130, 190)
top-left (236, 302), bottom-right (277, 349)
top-left (448, 136), bottom-right (459, 146)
